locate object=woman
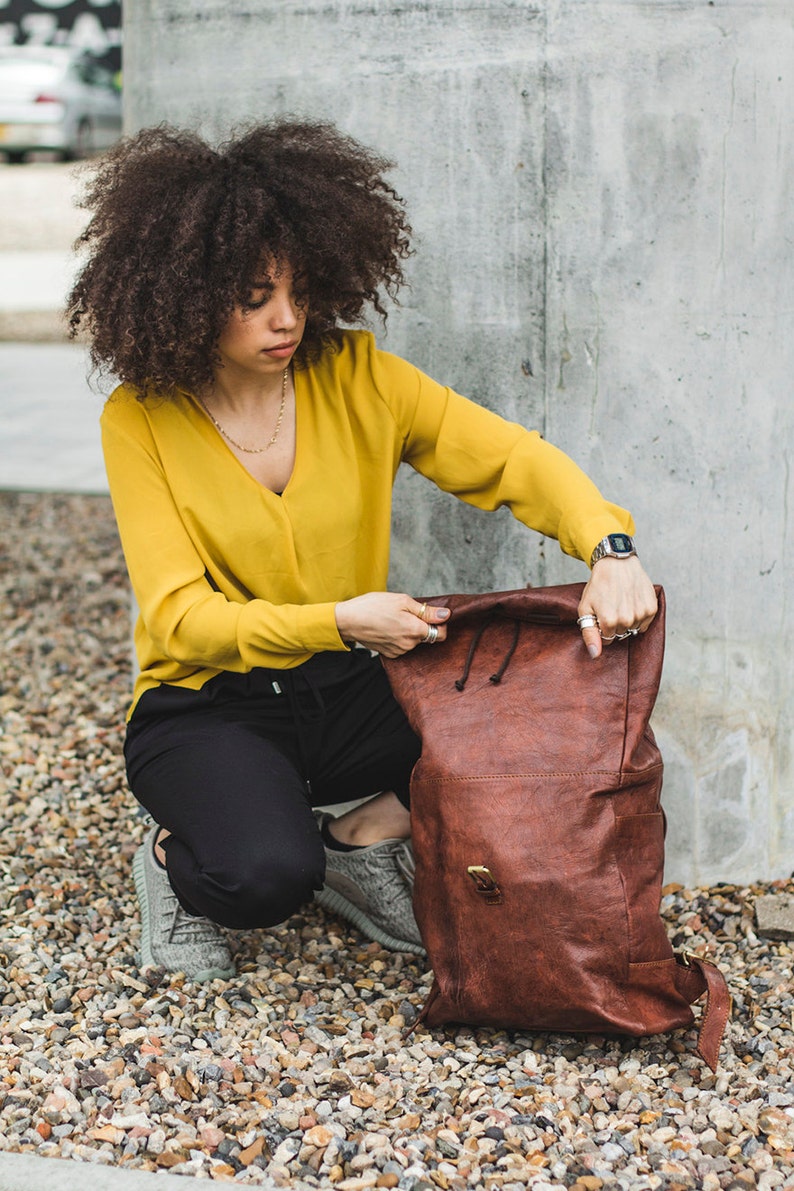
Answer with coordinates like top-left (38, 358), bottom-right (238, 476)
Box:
top-left (68, 121), bottom-right (657, 982)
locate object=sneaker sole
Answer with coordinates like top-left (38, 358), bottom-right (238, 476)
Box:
top-left (314, 885), bottom-right (426, 956)
top-left (132, 846), bottom-right (235, 983)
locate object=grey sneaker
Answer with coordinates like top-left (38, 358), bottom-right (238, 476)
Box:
top-left (314, 813), bottom-right (425, 955)
top-left (132, 827), bottom-right (235, 982)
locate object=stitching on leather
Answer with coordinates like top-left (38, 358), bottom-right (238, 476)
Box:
top-left (417, 766), bottom-right (664, 784)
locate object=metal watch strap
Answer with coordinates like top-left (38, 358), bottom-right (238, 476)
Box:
top-left (589, 535), bottom-right (637, 568)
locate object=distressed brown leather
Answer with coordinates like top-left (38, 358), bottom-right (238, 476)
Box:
top-left (382, 583), bottom-right (730, 1070)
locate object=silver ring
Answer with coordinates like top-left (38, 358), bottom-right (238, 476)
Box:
top-left (577, 614), bottom-right (599, 630)
top-left (613, 628), bottom-right (640, 641)
top-left (423, 624), bottom-right (439, 644)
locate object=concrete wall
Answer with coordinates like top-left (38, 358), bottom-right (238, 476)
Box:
top-left (123, 0), bottom-right (794, 886)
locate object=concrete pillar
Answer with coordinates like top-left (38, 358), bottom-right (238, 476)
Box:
top-left (123, 0), bottom-right (794, 885)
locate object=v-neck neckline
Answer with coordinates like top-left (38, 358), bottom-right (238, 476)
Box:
top-left (186, 368), bottom-right (302, 498)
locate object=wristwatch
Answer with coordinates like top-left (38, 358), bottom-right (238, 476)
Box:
top-left (590, 533), bottom-right (637, 568)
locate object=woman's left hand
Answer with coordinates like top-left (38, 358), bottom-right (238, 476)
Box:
top-left (577, 555), bottom-right (658, 659)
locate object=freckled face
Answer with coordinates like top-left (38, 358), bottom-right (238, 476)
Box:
top-left (214, 265), bottom-right (307, 380)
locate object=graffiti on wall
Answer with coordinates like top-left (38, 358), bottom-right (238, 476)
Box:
top-left (0, 1), bottom-right (121, 71)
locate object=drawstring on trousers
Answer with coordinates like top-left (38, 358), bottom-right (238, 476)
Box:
top-left (280, 666), bottom-right (328, 795)
top-left (454, 614), bottom-right (522, 691)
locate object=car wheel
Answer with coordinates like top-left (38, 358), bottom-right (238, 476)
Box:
top-left (6, 150), bottom-right (26, 165)
top-left (65, 119), bottom-right (95, 161)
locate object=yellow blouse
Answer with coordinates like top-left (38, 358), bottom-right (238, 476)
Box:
top-left (101, 330), bottom-right (634, 712)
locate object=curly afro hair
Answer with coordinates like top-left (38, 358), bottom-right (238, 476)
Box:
top-left (67, 120), bottom-right (413, 397)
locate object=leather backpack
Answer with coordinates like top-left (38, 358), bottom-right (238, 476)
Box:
top-left (382, 584), bottom-right (730, 1070)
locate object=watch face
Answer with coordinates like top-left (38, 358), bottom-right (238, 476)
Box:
top-left (608, 533), bottom-right (634, 554)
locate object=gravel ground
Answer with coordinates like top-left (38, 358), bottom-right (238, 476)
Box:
top-left (1, 489), bottom-right (793, 1190)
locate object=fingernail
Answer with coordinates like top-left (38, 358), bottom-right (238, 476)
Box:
top-left (587, 644), bottom-right (599, 659)
top-left (437, 609), bottom-right (450, 619)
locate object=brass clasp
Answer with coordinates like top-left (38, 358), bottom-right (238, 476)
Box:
top-left (467, 865), bottom-right (504, 904)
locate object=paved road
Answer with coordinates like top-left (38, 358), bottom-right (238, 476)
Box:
top-left (0, 160), bottom-right (83, 323)
top-left (0, 342), bottom-right (106, 492)
top-left (0, 250), bottom-right (78, 312)
top-left (0, 160), bottom-right (86, 252)
top-left (0, 161), bottom-right (105, 492)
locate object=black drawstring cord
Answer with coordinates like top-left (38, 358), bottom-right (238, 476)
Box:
top-left (454, 614), bottom-right (521, 690)
top-left (280, 667), bottom-right (327, 794)
top-left (454, 616), bottom-right (494, 690)
top-left (489, 618), bottom-right (520, 684)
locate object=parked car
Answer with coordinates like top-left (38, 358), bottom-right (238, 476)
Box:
top-left (0, 45), bottom-right (122, 164)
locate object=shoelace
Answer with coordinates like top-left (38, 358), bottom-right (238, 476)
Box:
top-left (359, 840), bottom-right (415, 900)
top-left (162, 888), bottom-right (222, 945)
top-left (394, 839), bottom-right (416, 886)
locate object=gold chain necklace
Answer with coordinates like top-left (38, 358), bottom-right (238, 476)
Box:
top-left (199, 368), bottom-right (288, 454)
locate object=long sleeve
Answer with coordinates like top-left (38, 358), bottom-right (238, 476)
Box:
top-left (366, 341), bottom-right (635, 564)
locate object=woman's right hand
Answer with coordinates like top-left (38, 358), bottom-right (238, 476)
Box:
top-left (334, 592), bottom-right (450, 658)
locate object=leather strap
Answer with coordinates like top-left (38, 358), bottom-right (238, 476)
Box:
top-left (675, 954), bottom-right (732, 1072)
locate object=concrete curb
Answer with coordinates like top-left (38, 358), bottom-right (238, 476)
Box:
top-left (0, 1150), bottom-right (277, 1189)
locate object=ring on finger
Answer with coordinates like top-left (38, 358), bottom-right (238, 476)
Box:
top-left (577, 614), bottom-right (599, 630)
top-left (423, 624), bottom-right (439, 644)
top-left (418, 603), bottom-right (427, 618)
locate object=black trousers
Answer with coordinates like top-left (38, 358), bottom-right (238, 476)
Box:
top-left (124, 649), bottom-right (421, 930)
